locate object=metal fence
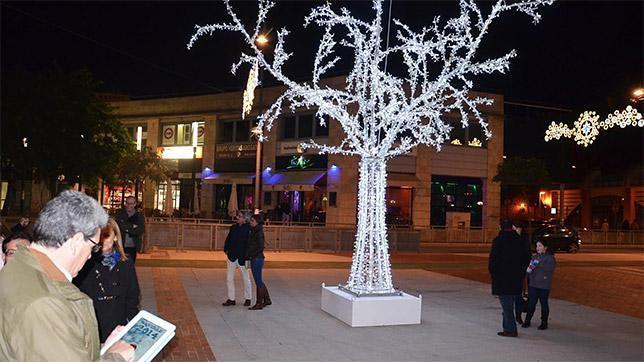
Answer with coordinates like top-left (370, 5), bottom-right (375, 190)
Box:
top-left (145, 218), bottom-right (421, 253)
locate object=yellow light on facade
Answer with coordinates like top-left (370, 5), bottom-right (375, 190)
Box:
top-left (192, 122), bottom-right (199, 147)
top-left (450, 139), bottom-right (462, 145)
top-left (158, 146), bottom-right (203, 159)
top-left (136, 126), bottom-right (143, 151)
top-left (468, 138), bottom-right (482, 147)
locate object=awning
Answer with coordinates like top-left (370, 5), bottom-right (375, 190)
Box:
top-left (262, 171), bottom-right (327, 192)
top-left (203, 172), bottom-right (255, 185)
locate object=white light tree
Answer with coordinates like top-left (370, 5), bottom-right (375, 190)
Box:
top-left (188, 0), bottom-right (552, 295)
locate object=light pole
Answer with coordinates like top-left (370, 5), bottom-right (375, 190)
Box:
top-left (253, 33), bottom-right (269, 214)
top-left (191, 121), bottom-right (199, 214)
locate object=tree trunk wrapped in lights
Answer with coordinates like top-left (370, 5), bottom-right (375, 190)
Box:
top-left (188, 0), bottom-right (552, 295)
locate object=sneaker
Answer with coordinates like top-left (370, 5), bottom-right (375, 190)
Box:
top-left (222, 299), bottom-right (236, 306)
top-left (244, 299), bottom-right (251, 307)
top-left (497, 331), bottom-right (518, 337)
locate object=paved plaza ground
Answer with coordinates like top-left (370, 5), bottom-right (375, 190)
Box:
top-left (136, 249), bottom-right (643, 362)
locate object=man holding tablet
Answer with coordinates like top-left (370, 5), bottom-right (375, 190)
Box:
top-left (0, 190), bottom-right (134, 362)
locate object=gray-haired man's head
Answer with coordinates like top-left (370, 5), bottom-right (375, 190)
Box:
top-left (34, 190), bottom-right (108, 248)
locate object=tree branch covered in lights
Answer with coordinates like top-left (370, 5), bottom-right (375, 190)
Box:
top-left (188, 0), bottom-right (552, 294)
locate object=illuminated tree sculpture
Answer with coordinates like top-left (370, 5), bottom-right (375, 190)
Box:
top-left (188, 0), bottom-right (552, 295)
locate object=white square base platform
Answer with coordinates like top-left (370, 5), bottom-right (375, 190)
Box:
top-left (321, 284), bottom-right (422, 327)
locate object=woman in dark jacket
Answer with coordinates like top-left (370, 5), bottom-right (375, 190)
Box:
top-left (246, 214), bottom-right (272, 310)
top-left (522, 240), bottom-right (556, 330)
top-left (74, 218), bottom-right (141, 342)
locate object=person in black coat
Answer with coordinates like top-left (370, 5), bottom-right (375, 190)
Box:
top-left (488, 219), bottom-right (531, 337)
top-left (74, 218), bottom-right (140, 343)
top-left (246, 214), bottom-right (272, 310)
top-left (115, 196), bottom-right (145, 263)
top-left (222, 210), bottom-right (252, 307)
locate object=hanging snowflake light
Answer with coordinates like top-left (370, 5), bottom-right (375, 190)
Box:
top-left (545, 105), bottom-right (643, 147)
top-left (188, 0), bottom-right (553, 295)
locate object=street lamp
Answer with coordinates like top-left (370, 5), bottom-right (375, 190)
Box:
top-left (631, 87), bottom-right (644, 103)
top-left (191, 121), bottom-right (199, 214)
top-left (252, 33), bottom-right (270, 214)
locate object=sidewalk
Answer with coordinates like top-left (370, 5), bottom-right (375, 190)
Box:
top-left (138, 266), bottom-right (644, 362)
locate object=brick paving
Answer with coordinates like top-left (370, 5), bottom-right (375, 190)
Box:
top-left (153, 268), bottom-right (216, 362)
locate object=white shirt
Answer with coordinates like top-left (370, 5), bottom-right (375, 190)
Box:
top-left (50, 258), bottom-right (73, 282)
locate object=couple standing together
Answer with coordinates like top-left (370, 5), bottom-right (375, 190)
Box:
top-left (223, 211), bottom-right (272, 310)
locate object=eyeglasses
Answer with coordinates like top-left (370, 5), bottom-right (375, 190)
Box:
top-left (86, 237), bottom-right (102, 253)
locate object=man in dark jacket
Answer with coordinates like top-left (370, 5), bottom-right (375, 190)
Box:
top-left (222, 211), bottom-right (252, 307)
top-left (489, 219), bottom-right (532, 337)
top-left (115, 196), bottom-right (145, 263)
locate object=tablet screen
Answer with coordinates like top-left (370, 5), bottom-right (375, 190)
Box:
top-left (120, 317), bottom-right (167, 360)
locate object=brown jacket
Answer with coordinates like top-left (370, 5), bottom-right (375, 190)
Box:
top-left (0, 244), bottom-right (125, 362)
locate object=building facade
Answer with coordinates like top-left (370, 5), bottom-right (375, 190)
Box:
top-left (110, 77), bottom-right (504, 235)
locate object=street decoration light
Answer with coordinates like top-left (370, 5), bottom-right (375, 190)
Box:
top-left (545, 105), bottom-right (643, 147)
top-left (188, 0), bottom-right (553, 296)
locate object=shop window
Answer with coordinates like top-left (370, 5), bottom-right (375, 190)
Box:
top-left (430, 176), bottom-right (483, 227)
top-left (264, 191), bottom-right (272, 206)
top-left (154, 181), bottom-right (180, 213)
top-left (386, 187), bottom-right (413, 225)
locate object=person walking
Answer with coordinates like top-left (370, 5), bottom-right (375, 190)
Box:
top-left (115, 196), bottom-right (145, 263)
top-left (488, 219), bottom-right (532, 337)
top-left (74, 218), bottom-right (141, 343)
top-left (522, 240), bottom-right (556, 330)
top-left (222, 211), bottom-right (252, 307)
top-left (0, 190), bottom-right (134, 361)
top-left (247, 214), bottom-right (272, 310)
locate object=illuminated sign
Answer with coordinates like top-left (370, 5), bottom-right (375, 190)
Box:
top-left (157, 146), bottom-right (203, 159)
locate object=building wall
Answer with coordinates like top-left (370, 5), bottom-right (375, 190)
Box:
top-left (110, 79), bottom-right (503, 230)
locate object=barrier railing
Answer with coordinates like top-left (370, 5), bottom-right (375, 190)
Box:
top-left (145, 219), bottom-right (421, 253)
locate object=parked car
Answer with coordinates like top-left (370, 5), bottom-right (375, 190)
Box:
top-left (532, 226), bottom-right (581, 253)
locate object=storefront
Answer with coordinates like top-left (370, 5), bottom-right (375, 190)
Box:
top-left (430, 175), bottom-right (484, 227)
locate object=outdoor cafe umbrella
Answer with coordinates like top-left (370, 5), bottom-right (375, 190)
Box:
top-left (227, 182), bottom-right (238, 216)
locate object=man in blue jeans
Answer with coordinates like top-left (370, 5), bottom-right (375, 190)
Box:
top-left (489, 219), bottom-right (532, 337)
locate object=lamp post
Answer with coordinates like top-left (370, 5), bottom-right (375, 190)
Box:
top-left (253, 33), bottom-right (269, 214)
top-left (191, 121), bottom-right (199, 214)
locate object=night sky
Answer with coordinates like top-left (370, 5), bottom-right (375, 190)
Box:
top-left (2, 1), bottom-right (643, 179)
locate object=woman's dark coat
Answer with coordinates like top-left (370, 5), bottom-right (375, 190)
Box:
top-left (74, 254), bottom-right (141, 342)
top-left (488, 230), bottom-right (531, 295)
top-left (246, 225), bottom-right (265, 260)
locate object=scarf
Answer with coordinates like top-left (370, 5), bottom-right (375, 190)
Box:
top-left (101, 251), bottom-right (120, 270)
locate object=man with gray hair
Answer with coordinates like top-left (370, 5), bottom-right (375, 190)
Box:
top-left (0, 190), bottom-right (134, 361)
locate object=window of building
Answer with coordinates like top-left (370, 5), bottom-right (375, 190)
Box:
top-left (386, 187), bottom-right (413, 225)
top-left (281, 114), bottom-right (328, 140)
top-left (160, 121), bottom-right (204, 146)
top-left (219, 119), bottom-right (253, 143)
top-left (445, 117), bottom-right (488, 148)
top-left (430, 176), bottom-right (483, 227)
top-left (155, 180), bottom-right (180, 213)
top-left (125, 125), bottom-right (148, 150)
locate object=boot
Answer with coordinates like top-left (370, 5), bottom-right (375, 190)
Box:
top-left (263, 286), bottom-right (272, 306)
top-left (522, 308), bottom-right (535, 328)
top-left (538, 309), bottom-right (549, 329)
top-left (249, 287), bottom-right (265, 310)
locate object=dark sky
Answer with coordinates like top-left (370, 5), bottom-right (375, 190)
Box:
top-left (2, 1), bottom-right (643, 179)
